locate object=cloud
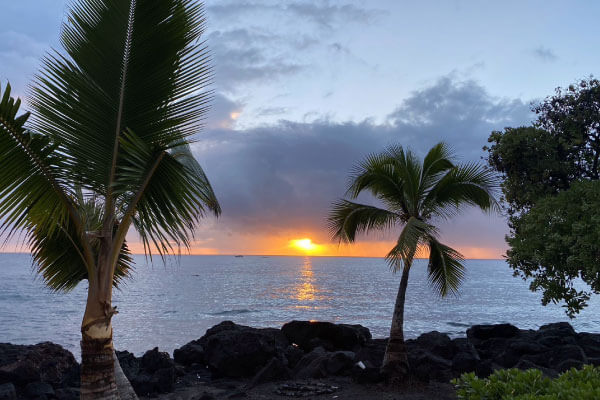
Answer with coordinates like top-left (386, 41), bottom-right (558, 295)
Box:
top-left (208, 29), bottom-right (306, 91)
top-left (204, 1), bottom-right (379, 92)
top-left (532, 46), bottom-right (558, 62)
top-left (0, 31), bottom-right (47, 96)
top-left (193, 77), bottom-right (533, 251)
top-left (207, 1), bottom-right (378, 29)
top-left (205, 93), bottom-right (244, 130)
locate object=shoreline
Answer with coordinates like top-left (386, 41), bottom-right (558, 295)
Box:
top-left (1, 320), bottom-right (600, 399)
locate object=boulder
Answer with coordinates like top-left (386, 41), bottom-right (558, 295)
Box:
top-left (200, 322), bottom-right (289, 378)
top-left (281, 321), bottom-right (371, 351)
top-left (249, 357), bottom-right (290, 387)
top-left (548, 345), bottom-right (587, 365)
top-left (408, 349), bottom-right (452, 383)
top-left (556, 359), bottom-right (583, 372)
top-left (451, 338), bottom-right (480, 373)
top-left (0, 343), bottom-right (79, 388)
top-left (115, 349), bottom-right (176, 396)
top-left (466, 324), bottom-right (520, 342)
top-left (325, 351), bottom-right (355, 375)
top-left (173, 341), bottom-right (204, 366)
top-left (351, 362), bottom-right (384, 384)
top-left (514, 360), bottom-right (558, 378)
top-left (0, 383), bottom-right (16, 400)
top-left (140, 348), bottom-right (174, 373)
top-left (539, 322), bottom-right (576, 337)
top-left (283, 346), bottom-right (304, 369)
top-left (414, 331), bottom-right (454, 360)
top-left (473, 337), bottom-right (510, 360)
top-left (353, 339), bottom-right (386, 368)
top-left (24, 382), bottom-right (54, 398)
top-left (292, 347), bottom-right (326, 378)
top-left (577, 333), bottom-right (600, 358)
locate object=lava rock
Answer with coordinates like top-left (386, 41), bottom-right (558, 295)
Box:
top-left (140, 348), bottom-right (174, 374)
top-left (249, 357), bottom-right (290, 387)
top-left (467, 324), bottom-right (520, 342)
top-left (409, 350), bottom-right (453, 383)
top-left (283, 346), bottom-right (304, 370)
top-left (0, 343), bottom-right (79, 388)
top-left (281, 321), bottom-right (371, 351)
top-left (200, 321), bottom-right (289, 378)
top-left (353, 339), bottom-right (386, 368)
top-left (25, 382), bottom-right (54, 398)
top-left (0, 383), bottom-right (16, 400)
top-left (173, 341), bottom-right (204, 366)
top-left (414, 331), bottom-right (454, 360)
top-left (325, 351), bottom-right (356, 375)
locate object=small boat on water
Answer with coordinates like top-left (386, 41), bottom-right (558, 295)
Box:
top-left (234, 255), bottom-right (244, 258)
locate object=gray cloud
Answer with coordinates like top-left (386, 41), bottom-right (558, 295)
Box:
top-left (532, 46), bottom-right (558, 62)
top-left (195, 77), bottom-right (533, 241)
top-left (205, 1), bottom-right (377, 92)
top-left (207, 1), bottom-right (378, 29)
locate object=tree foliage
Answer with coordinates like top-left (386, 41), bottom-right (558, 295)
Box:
top-left (329, 142), bottom-right (498, 295)
top-left (486, 77), bottom-right (600, 315)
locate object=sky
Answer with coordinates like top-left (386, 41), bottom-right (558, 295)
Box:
top-left (1, 0), bottom-right (599, 258)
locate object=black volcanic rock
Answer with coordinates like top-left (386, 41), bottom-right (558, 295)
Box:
top-left (0, 342), bottom-right (79, 388)
top-left (200, 321), bottom-right (289, 378)
top-left (467, 324), bottom-right (520, 341)
top-left (281, 321), bottom-right (371, 352)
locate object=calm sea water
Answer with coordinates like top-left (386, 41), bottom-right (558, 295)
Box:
top-left (1, 253), bottom-right (599, 359)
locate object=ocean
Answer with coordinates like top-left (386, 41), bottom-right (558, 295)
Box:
top-left (1, 253), bottom-right (599, 359)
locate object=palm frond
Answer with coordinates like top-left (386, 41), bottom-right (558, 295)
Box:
top-left (29, 0), bottom-right (213, 197)
top-left (328, 200), bottom-right (399, 243)
top-left (419, 142), bottom-right (454, 193)
top-left (114, 129), bottom-right (219, 257)
top-left (27, 194), bottom-right (133, 291)
top-left (422, 161), bottom-right (500, 219)
top-left (427, 238), bottom-right (465, 297)
top-left (386, 216), bottom-right (437, 272)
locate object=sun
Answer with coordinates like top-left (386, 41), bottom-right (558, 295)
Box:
top-left (290, 238), bottom-right (320, 253)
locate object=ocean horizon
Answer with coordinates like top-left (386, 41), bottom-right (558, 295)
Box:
top-left (1, 253), bottom-right (599, 359)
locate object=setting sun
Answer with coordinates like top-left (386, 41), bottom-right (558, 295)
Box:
top-left (290, 238), bottom-right (321, 253)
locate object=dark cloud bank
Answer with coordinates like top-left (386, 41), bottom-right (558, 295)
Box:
top-left (195, 77), bottom-right (533, 248)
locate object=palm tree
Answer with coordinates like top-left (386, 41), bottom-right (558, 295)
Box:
top-left (0, 1), bottom-right (219, 398)
top-left (328, 143), bottom-right (497, 380)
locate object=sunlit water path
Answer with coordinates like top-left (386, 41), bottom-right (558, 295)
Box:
top-left (1, 253), bottom-right (599, 359)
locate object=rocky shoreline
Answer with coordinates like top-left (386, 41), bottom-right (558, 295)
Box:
top-left (1, 321), bottom-right (600, 400)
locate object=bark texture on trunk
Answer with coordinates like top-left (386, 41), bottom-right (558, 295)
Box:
top-left (80, 335), bottom-right (118, 400)
top-left (381, 263), bottom-right (411, 381)
top-left (114, 350), bottom-right (138, 400)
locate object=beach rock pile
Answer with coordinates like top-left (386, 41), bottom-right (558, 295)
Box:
top-left (116, 347), bottom-right (178, 396)
top-left (3, 321), bottom-right (600, 398)
top-left (0, 342), bottom-right (79, 400)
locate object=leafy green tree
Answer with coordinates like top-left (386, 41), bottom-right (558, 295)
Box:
top-left (0, 1), bottom-right (219, 398)
top-left (486, 78), bottom-right (600, 316)
top-left (507, 181), bottom-right (600, 316)
top-left (328, 143), bottom-right (497, 380)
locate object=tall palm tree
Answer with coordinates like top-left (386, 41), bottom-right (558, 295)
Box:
top-left (328, 143), bottom-right (497, 380)
top-left (0, 1), bottom-right (219, 398)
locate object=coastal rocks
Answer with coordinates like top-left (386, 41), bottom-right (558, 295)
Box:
top-left (281, 321), bottom-right (371, 352)
top-left (467, 324), bottom-right (520, 342)
top-left (115, 348), bottom-right (176, 396)
top-left (0, 383), bottom-right (16, 400)
top-left (0, 342), bottom-right (79, 388)
top-left (182, 321), bottom-right (290, 378)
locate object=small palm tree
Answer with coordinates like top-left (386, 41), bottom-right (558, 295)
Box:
top-left (0, 1), bottom-right (219, 398)
top-left (328, 143), bottom-right (497, 379)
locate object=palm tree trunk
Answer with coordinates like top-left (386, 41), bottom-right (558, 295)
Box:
top-left (381, 263), bottom-right (411, 381)
top-left (114, 350), bottom-right (138, 400)
top-left (80, 264), bottom-right (118, 400)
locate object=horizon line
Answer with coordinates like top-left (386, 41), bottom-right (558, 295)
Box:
top-left (0, 251), bottom-right (505, 261)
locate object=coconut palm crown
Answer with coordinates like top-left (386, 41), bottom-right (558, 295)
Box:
top-left (328, 143), bottom-right (498, 379)
top-left (0, 1), bottom-right (219, 398)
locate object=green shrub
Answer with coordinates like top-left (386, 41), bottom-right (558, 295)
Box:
top-left (452, 365), bottom-right (600, 400)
